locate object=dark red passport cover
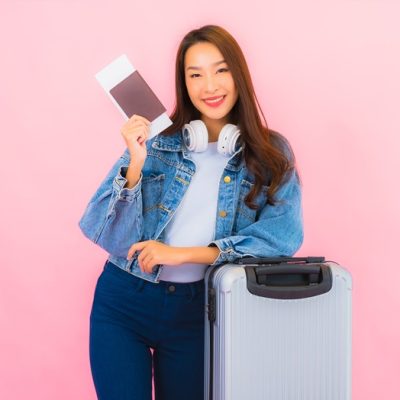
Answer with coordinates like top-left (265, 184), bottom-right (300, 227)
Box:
top-left (109, 70), bottom-right (166, 121)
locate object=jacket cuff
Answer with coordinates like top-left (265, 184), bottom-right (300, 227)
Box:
top-left (113, 166), bottom-right (142, 202)
top-left (207, 238), bottom-right (243, 266)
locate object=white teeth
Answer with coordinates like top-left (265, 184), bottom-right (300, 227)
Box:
top-left (205, 96), bottom-right (224, 103)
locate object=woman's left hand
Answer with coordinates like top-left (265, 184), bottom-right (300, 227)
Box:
top-left (127, 240), bottom-right (183, 274)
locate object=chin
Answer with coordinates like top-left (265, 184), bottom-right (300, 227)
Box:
top-left (199, 106), bottom-right (232, 120)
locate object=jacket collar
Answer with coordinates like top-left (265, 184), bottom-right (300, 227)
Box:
top-left (151, 131), bottom-right (184, 152)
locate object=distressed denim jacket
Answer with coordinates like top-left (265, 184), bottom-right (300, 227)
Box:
top-left (78, 129), bottom-right (304, 283)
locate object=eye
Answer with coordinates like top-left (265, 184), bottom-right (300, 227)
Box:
top-left (217, 68), bottom-right (229, 73)
top-left (189, 73), bottom-right (200, 78)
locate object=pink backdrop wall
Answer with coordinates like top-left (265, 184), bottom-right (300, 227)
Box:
top-left (1, 1), bottom-right (399, 399)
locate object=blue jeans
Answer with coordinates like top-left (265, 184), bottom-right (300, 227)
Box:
top-left (89, 260), bottom-right (205, 400)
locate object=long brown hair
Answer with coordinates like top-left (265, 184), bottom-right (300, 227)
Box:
top-left (161, 24), bottom-right (296, 208)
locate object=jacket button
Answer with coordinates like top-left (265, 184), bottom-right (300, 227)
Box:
top-left (223, 176), bottom-right (231, 183)
top-left (219, 210), bottom-right (227, 218)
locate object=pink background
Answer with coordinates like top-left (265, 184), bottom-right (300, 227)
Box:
top-left (1, 1), bottom-right (399, 399)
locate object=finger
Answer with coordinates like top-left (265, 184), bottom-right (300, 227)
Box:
top-left (129, 127), bottom-right (149, 145)
top-left (141, 258), bottom-right (149, 274)
top-left (127, 246), bottom-right (136, 260)
top-left (126, 116), bottom-right (150, 129)
top-left (138, 259), bottom-right (144, 273)
top-left (121, 129), bottom-right (146, 146)
top-left (125, 124), bottom-right (148, 138)
top-left (122, 117), bottom-right (147, 130)
top-left (137, 247), bottom-right (150, 267)
top-left (127, 241), bottom-right (147, 259)
top-left (143, 258), bottom-right (157, 274)
top-left (141, 253), bottom-right (154, 272)
top-left (138, 134), bottom-right (147, 145)
top-left (131, 114), bottom-right (151, 126)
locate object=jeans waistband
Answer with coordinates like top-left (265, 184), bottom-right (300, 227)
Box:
top-left (104, 260), bottom-right (205, 296)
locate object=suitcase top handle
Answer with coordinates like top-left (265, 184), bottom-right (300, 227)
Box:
top-left (238, 256), bottom-right (326, 265)
top-left (244, 260), bottom-right (332, 299)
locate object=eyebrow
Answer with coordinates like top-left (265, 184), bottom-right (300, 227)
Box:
top-left (186, 60), bottom-right (227, 71)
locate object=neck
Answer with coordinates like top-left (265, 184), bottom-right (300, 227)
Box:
top-left (201, 116), bottom-right (229, 142)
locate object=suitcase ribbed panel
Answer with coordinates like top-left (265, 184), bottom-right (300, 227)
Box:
top-left (206, 262), bottom-right (352, 400)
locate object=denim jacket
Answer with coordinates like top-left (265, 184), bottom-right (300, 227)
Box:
top-left (78, 129), bottom-right (304, 283)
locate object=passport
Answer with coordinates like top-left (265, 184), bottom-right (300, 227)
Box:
top-left (95, 54), bottom-right (172, 138)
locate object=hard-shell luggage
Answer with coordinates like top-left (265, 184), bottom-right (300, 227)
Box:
top-left (204, 257), bottom-right (352, 400)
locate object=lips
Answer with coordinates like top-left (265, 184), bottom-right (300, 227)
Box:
top-left (203, 95), bottom-right (226, 107)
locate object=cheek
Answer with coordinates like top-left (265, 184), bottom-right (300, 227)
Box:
top-left (187, 91), bottom-right (199, 106)
top-left (230, 80), bottom-right (238, 94)
top-left (225, 75), bottom-right (236, 90)
top-left (188, 81), bottom-right (201, 93)
top-left (185, 81), bottom-right (197, 100)
top-left (188, 91), bottom-right (203, 107)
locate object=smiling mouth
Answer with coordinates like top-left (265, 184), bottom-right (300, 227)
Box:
top-left (203, 95), bottom-right (226, 105)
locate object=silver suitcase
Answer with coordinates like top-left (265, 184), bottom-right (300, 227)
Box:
top-left (204, 257), bottom-right (352, 400)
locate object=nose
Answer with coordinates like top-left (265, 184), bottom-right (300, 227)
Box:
top-left (205, 74), bottom-right (219, 93)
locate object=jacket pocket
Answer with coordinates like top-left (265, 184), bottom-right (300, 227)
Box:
top-left (142, 173), bottom-right (165, 239)
top-left (233, 179), bottom-right (269, 233)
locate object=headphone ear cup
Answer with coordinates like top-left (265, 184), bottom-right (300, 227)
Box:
top-left (218, 124), bottom-right (241, 156)
top-left (183, 120), bottom-right (208, 152)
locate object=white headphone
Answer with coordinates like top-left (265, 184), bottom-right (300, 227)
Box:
top-left (182, 120), bottom-right (241, 157)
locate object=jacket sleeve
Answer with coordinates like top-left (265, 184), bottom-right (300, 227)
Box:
top-left (208, 168), bottom-right (304, 266)
top-left (78, 148), bottom-right (144, 258)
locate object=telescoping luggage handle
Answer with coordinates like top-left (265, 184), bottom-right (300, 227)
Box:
top-left (239, 256), bottom-right (332, 299)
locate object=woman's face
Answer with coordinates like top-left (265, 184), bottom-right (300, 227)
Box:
top-left (184, 42), bottom-right (239, 125)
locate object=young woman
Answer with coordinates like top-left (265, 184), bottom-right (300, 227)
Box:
top-left (79, 24), bottom-right (303, 400)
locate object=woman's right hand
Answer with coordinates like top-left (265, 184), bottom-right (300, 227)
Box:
top-left (120, 114), bottom-right (151, 166)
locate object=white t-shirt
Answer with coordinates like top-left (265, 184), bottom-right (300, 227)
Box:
top-left (158, 141), bottom-right (229, 282)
